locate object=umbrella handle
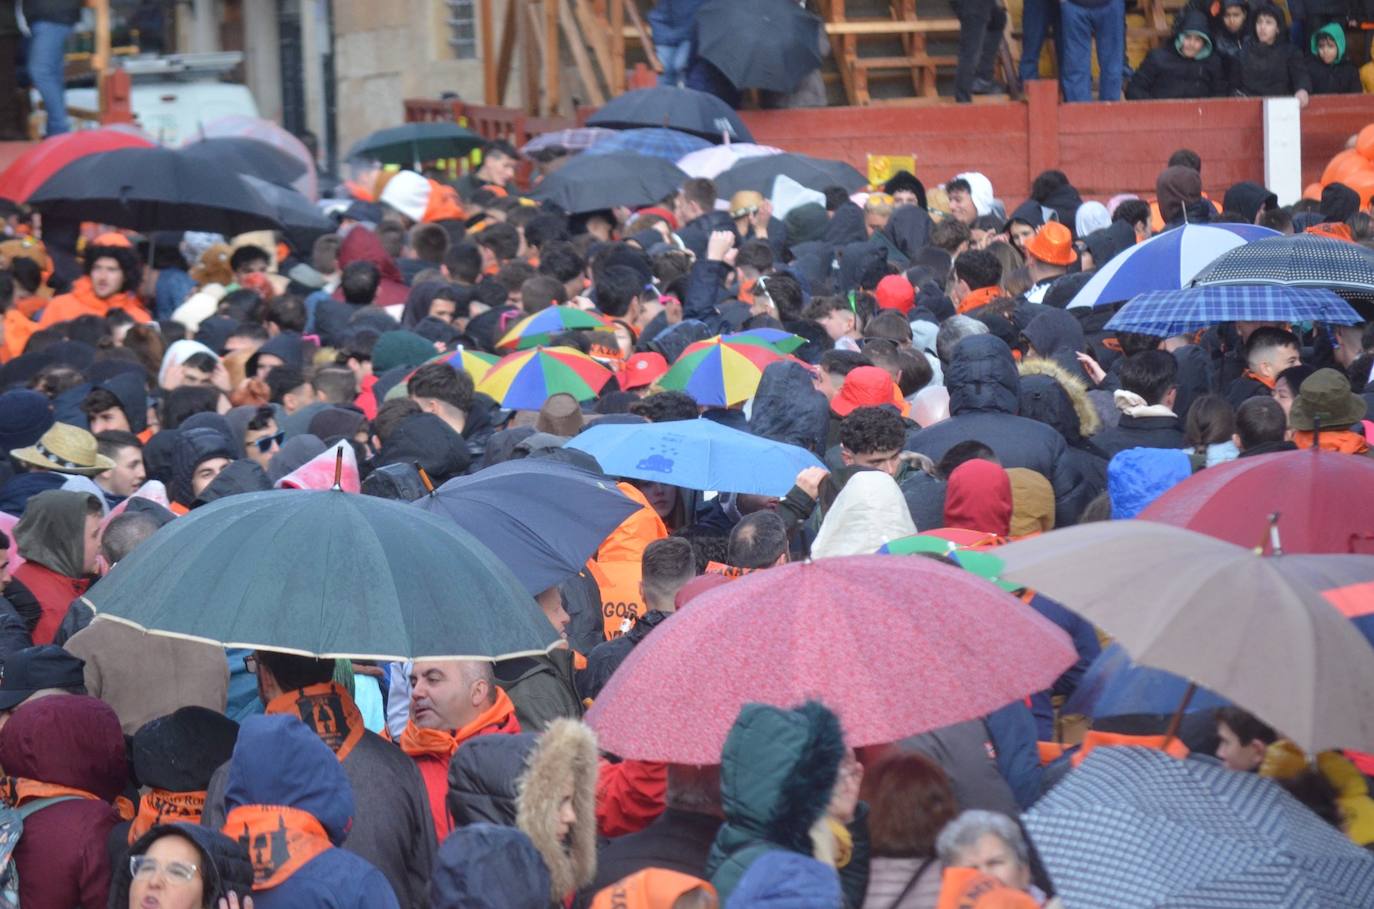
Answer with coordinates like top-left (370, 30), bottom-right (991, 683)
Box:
top-left (416, 463), bottom-right (436, 495)
top-left (1162, 682), bottom-right (1197, 747)
top-left (331, 446), bottom-right (344, 491)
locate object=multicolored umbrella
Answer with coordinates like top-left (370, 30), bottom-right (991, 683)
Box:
top-left (658, 334), bottom-right (786, 406)
top-left (582, 128), bottom-right (711, 162)
top-left (1104, 285), bottom-right (1362, 337)
top-left (495, 306), bottom-right (609, 351)
top-left (476, 346), bottom-right (613, 410)
top-left (427, 347), bottom-right (499, 383)
top-left (585, 555), bottom-right (1075, 763)
top-left (877, 534), bottom-right (1017, 591)
top-left (729, 327), bottom-right (806, 354)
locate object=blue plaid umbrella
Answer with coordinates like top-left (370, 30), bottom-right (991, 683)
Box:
top-left (1066, 224), bottom-right (1279, 310)
top-left (583, 128), bottom-right (711, 162)
top-left (1025, 747), bottom-right (1374, 909)
top-left (1105, 285), bottom-right (1362, 337)
top-left (1193, 232), bottom-right (1374, 294)
top-left (1063, 643), bottom-right (1229, 719)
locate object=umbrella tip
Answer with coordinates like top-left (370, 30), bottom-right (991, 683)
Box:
top-left (332, 445), bottom-right (344, 491)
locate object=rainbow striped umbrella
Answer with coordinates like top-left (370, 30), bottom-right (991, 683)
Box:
top-left (496, 305), bottom-right (609, 351)
top-left (659, 334), bottom-right (786, 406)
top-left (429, 346), bottom-right (499, 382)
top-left (477, 346), bottom-right (613, 410)
top-left (731, 327), bottom-right (806, 354)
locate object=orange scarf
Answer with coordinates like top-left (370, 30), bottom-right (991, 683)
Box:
top-left (1070, 730), bottom-right (1190, 767)
top-left (128, 789), bottom-right (205, 843)
top-left (265, 683), bottom-right (366, 763)
top-left (956, 285), bottom-right (1002, 315)
top-left (1242, 368), bottom-right (1277, 390)
top-left (395, 687), bottom-right (521, 760)
top-left (0, 776), bottom-right (133, 819)
top-left (224, 804), bottom-right (332, 890)
top-left (1293, 429), bottom-right (1371, 455)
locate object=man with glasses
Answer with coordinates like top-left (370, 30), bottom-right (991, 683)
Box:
top-left (240, 407), bottom-right (283, 472)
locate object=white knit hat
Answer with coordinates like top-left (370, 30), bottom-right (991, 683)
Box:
top-left (379, 170), bottom-right (430, 223)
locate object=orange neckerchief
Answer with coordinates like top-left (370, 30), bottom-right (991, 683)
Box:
top-left (956, 285), bottom-right (1002, 315)
top-left (224, 804), bottom-right (332, 890)
top-left (265, 683), bottom-right (366, 763)
top-left (1293, 429), bottom-right (1371, 455)
top-left (128, 789), bottom-right (205, 844)
top-left (1242, 368), bottom-right (1277, 390)
top-left (0, 776), bottom-right (133, 819)
top-left (1070, 730), bottom-right (1190, 767)
top-left (704, 561), bottom-right (755, 579)
top-left (394, 686), bottom-right (521, 760)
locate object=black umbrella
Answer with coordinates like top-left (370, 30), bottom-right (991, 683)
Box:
top-left (241, 175), bottom-right (333, 250)
top-left (1192, 233), bottom-right (1374, 293)
top-left (714, 152), bottom-right (868, 197)
top-left (27, 147), bottom-right (281, 235)
top-left (345, 122), bottom-right (485, 168)
top-left (529, 152), bottom-right (687, 214)
top-left (586, 86), bottom-right (755, 144)
top-left (181, 136), bottom-right (308, 186)
top-left (696, 0), bottom-right (823, 92)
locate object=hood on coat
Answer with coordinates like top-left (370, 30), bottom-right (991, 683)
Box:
top-left (430, 823), bottom-right (551, 909)
top-left (375, 413), bottom-right (472, 485)
top-left (99, 370), bottom-right (149, 434)
top-left (1074, 201), bottom-right (1111, 238)
top-left (194, 459), bottom-right (272, 506)
top-left (170, 426), bottom-right (237, 506)
top-left (1250, 2), bottom-right (1290, 41)
top-left (1107, 448), bottom-right (1192, 519)
top-left (0, 694), bottom-right (127, 800)
top-left (1174, 7), bottom-right (1215, 58)
top-left (1034, 181), bottom-right (1082, 234)
top-left (180, 412), bottom-right (244, 458)
top-left (1018, 357), bottom-right (1101, 443)
top-left (1156, 166), bottom-right (1203, 226)
top-left (1311, 21), bottom-right (1348, 61)
top-left (836, 240), bottom-right (887, 296)
top-left (750, 361), bottom-right (830, 454)
top-left (266, 433), bottom-right (326, 484)
top-left (1083, 220), bottom-right (1138, 270)
top-left (1222, 181), bottom-right (1278, 223)
top-left (1021, 309), bottom-right (1087, 377)
top-left (822, 202), bottom-right (866, 247)
top-left (14, 489), bottom-right (98, 577)
top-left (811, 471), bottom-right (917, 555)
top-left (224, 713), bottom-right (355, 845)
top-left (942, 459), bottom-right (1012, 536)
top-left (956, 172), bottom-right (998, 217)
top-left (448, 732), bottom-right (539, 828)
top-left (111, 824), bottom-right (255, 909)
top-left (725, 850), bottom-right (843, 909)
top-left (883, 206), bottom-right (934, 261)
top-left (1006, 467), bottom-right (1055, 536)
top-left (596, 482), bottom-right (668, 564)
top-left (945, 335), bottom-right (1021, 416)
top-left (1005, 198), bottom-right (1046, 231)
top-left (159, 339), bottom-right (218, 389)
top-left (1320, 182), bottom-right (1360, 224)
top-left (336, 226), bottom-right (408, 308)
top-left (515, 718), bottom-right (599, 901)
top-left (401, 280), bottom-right (454, 329)
top-left (248, 330), bottom-right (305, 373)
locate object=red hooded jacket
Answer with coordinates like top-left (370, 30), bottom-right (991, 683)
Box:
top-left (333, 227), bottom-right (410, 309)
top-left (942, 460), bottom-right (1013, 537)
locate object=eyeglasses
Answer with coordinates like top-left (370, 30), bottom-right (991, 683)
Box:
top-left (243, 654), bottom-right (258, 675)
top-left (130, 855), bottom-right (199, 883)
top-left (251, 432), bottom-right (285, 454)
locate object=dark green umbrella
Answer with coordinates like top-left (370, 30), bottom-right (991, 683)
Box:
top-left (81, 490), bottom-right (560, 661)
top-left (345, 122), bottom-right (485, 168)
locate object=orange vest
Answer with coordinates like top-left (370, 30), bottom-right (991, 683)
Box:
top-left (587, 483), bottom-right (668, 640)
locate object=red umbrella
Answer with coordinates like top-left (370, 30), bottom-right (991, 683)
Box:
top-left (585, 555), bottom-right (1075, 763)
top-left (0, 128), bottom-right (155, 203)
top-left (1139, 449), bottom-right (1374, 554)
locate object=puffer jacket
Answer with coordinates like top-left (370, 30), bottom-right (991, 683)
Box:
top-left (905, 336), bottom-right (1084, 524)
top-left (515, 719), bottom-right (600, 903)
top-left (706, 702), bottom-right (846, 903)
top-left (1126, 9), bottom-right (1226, 99)
top-left (750, 361), bottom-right (830, 455)
top-left (1017, 358), bottom-right (1109, 514)
top-left (447, 732), bottom-right (539, 828)
top-left (1232, 6), bottom-right (1311, 96)
top-left (727, 850), bottom-right (844, 908)
top-left (1106, 448), bottom-right (1192, 518)
top-left (429, 823), bottom-right (551, 909)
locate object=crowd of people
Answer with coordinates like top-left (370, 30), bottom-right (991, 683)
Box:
top-left (0, 125), bottom-right (1371, 909)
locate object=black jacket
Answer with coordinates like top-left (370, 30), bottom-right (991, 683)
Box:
top-left (573, 809), bottom-right (724, 909)
top-left (1233, 37), bottom-right (1312, 96)
top-left (578, 609), bottom-right (670, 701)
top-left (1017, 367), bottom-right (1109, 517)
top-left (749, 360), bottom-right (830, 455)
top-left (1307, 57), bottom-right (1361, 94)
top-left (25, 0), bottom-right (83, 25)
top-left (677, 210), bottom-right (736, 262)
top-left (446, 732), bottom-right (538, 827)
top-left (1127, 44), bottom-right (1226, 99)
top-left (1091, 412), bottom-right (1186, 457)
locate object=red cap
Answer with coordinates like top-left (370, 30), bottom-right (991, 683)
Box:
top-left (618, 352), bottom-right (669, 390)
top-left (875, 274), bottom-right (915, 315)
top-left (831, 365), bottom-right (910, 417)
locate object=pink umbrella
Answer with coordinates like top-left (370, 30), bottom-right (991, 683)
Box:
top-left (586, 554), bottom-right (1075, 763)
top-left (195, 115), bottom-right (319, 201)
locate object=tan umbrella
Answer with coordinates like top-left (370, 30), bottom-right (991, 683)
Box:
top-left (994, 521), bottom-right (1374, 754)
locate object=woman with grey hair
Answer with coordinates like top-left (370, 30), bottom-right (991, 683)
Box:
top-left (936, 810), bottom-right (1037, 895)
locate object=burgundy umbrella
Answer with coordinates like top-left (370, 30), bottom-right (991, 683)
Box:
top-left (585, 555), bottom-right (1075, 764)
top-left (1140, 449), bottom-right (1374, 555)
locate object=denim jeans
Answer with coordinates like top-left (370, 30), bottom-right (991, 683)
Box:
top-left (656, 43), bottom-right (692, 88)
top-left (1019, 0), bottom-right (1062, 83)
top-left (1059, 0), bottom-right (1124, 101)
top-left (28, 20), bottom-right (74, 136)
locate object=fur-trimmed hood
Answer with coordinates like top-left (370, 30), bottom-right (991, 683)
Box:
top-left (1018, 357), bottom-right (1101, 444)
top-left (515, 718), bottom-right (598, 902)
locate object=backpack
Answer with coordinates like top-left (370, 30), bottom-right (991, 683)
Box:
top-left (0, 797), bottom-right (80, 908)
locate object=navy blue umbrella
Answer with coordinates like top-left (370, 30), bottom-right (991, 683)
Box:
top-left (586, 86), bottom-right (754, 143)
top-left (1063, 643), bottom-right (1229, 720)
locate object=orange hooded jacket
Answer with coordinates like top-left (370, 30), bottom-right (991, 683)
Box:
top-left (586, 483), bottom-right (668, 641)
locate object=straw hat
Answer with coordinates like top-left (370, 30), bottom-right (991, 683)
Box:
top-left (9, 423), bottom-right (115, 476)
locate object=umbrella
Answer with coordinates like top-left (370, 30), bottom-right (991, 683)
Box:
top-left (1024, 747), bottom-right (1374, 909)
top-left (714, 152), bottom-right (868, 197)
top-left (82, 489), bottom-right (559, 661)
top-left (476, 346), bottom-right (613, 410)
top-left (1192, 232), bottom-right (1374, 294)
top-left (994, 521), bottom-right (1374, 752)
top-left (1063, 643), bottom-right (1229, 720)
top-left (346, 122), bottom-right (484, 168)
top-left (1277, 553), bottom-right (1374, 646)
top-left (414, 459), bottom-right (641, 595)
top-left (197, 114), bottom-right (318, 202)
top-left (1065, 224), bottom-right (1280, 310)
top-left (585, 554), bottom-right (1075, 763)
top-left (657, 334), bottom-right (787, 406)
top-left (240, 175), bottom-right (334, 247)
top-left (528, 153), bottom-right (688, 215)
top-left (496, 306), bottom-right (610, 351)
top-left (27, 147), bottom-right (281, 235)
top-left (586, 86), bottom-right (755, 143)
top-left (583, 128), bottom-right (712, 162)
top-left (520, 127), bottom-right (618, 156)
top-left (181, 136), bottom-right (309, 186)
top-left (0, 127), bottom-right (154, 203)
top-left (877, 534), bottom-right (1018, 590)
top-left (677, 143), bottom-right (783, 180)
top-left (566, 418), bottom-right (826, 496)
top-left (695, 0), bottom-right (824, 92)
top-left (1104, 285), bottom-right (1362, 337)
top-left (428, 347), bottom-right (499, 383)
top-left (1139, 449), bottom-right (1374, 555)
top-left (729, 327), bottom-right (806, 354)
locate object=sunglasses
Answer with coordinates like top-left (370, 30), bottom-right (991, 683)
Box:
top-left (251, 432), bottom-right (285, 454)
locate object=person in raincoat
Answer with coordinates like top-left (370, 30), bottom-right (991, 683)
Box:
top-left (10, 488), bottom-right (101, 644)
top-left (811, 471), bottom-right (918, 557)
top-left (515, 718), bottom-right (601, 905)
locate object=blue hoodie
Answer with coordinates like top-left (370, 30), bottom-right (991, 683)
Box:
top-left (1107, 448), bottom-right (1192, 519)
top-left (224, 715), bottom-right (399, 909)
top-left (726, 851), bottom-right (843, 909)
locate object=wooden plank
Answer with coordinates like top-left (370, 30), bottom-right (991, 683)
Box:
top-left (520, 0), bottom-right (539, 114)
top-left (480, 0), bottom-right (496, 104)
top-left (853, 55), bottom-right (958, 68)
top-left (825, 20), bottom-right (961, 35)
top-left (494, 0), bottom-right (519, 106)
top-left (559, 0), bottom-right (607, 106)
top-left (622, 0), bottom-right (661, 71)
top-left (610, 0), bottom-right (625, 94)
top-left (573, 0), bottom-right (616, 94)
top-left (542, 0), bottom-right (560, 114)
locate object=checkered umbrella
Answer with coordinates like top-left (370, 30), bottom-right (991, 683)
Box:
top-left (1192, 233), bottom-right (1374, 294)
top-left (583, 128), bottom-right (711, 162)
top-left (1104, 285), bottom-right (1362, 337)
top-left (1024, 747), bottom-right (1374, 909)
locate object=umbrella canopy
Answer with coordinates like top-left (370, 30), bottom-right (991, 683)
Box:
top-left (729, 327), bottom-right (806, 354)
top-left (0, 127), bottom-right (154, 203)
top-left (714, 152), bottom-right (868, 197)
top-left (586, 86), bottom-right (755, 143)
top-left (583, 127), bottom-right (712, 162)
top-left (496, 306), bottom-right (610, 351)
top-left (240, 175), bottom-right (334, 248)
top-left (520, 127), bottom-right (618, 156)
top-left (1024, 747), bottom-right (1374, 909)
top-left (27, 147), bottom-right (281, 235)
top-left (677, 143), bottom-right (783, 180)
top-left (585, 554), bottom-right (1075, 763)
top-left (696, 0), bottom-right (824, 92)
top-left (1063, 643), bottom-right (1229, 720)
top-left (414, 459), bottom-right (641, 595)
top-left (197, 114), bottom-right (318, 202)
top-left (567, 418), bottom-right (825, 496)
top-left (1104, 285), bottom-right (1362, 337)
top-left (82, 489), bottom-right (559, 661)
top-left (658, 334), bottom-right (787, 406)
top-left (427, 347), bottom-right (499, 383)
top-left (1066, 224), bottom-right (1279, 310)
top-left (528, 152), bottom-right (688, 215)
top-left (1192, 232), bottom-right (1374, 294)
top-left (994, 521), bottom-right (1374, 752)
top-left (476, 346), bottom-right (613, 410)
top-left (346, 122), bottom-right (484, 167)
top-left (1278, 553), bottom-right (1374, 646)
top-left (181, 136), bottom-right (309, 186)
top-left (1139, 449), bottom-right (1374, 555)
